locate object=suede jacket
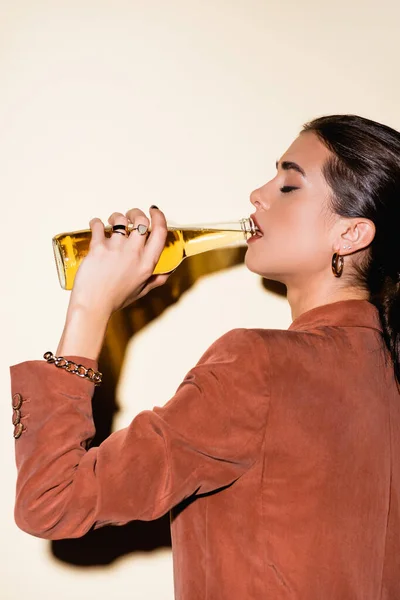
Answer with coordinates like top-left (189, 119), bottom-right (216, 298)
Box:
top-left (10, 299), bottom-right (400, 599)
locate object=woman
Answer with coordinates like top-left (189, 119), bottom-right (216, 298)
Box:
top-left (10, 114), bottom-right (400, 599)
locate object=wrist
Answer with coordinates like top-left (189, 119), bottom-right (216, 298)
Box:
top-left (57, 304), bottom-right (110, 360)
top-left (66, 300), bottom-right (111, 324)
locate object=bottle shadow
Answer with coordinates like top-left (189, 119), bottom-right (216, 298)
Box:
top-left (51, 247), bottom-right (286, 566)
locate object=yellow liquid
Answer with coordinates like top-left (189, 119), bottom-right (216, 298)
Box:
top-left (52, 225), bottom-right (250, 290)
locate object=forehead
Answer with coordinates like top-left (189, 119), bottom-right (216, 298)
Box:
top-left (280, 131), bottom-right (332, 179)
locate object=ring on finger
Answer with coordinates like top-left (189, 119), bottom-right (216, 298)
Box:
top-left (131, 224), bottom-right (149, 235)
top-left (112, 224), bottom-right (128, 235)
top-left (112, 230), bottom-right (127, 236)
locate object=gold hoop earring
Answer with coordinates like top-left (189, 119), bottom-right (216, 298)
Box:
top-left (332, 252), bottom-right (344, 277)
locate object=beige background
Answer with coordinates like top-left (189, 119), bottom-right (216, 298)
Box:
top-left (1, 0), bottom-right (399, 598)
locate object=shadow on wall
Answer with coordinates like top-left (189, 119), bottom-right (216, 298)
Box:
top-left (51, 247), bottom-right (286, 566)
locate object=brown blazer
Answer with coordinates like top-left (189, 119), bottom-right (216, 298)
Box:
top-left (10, 299), bottom-right (400, 599)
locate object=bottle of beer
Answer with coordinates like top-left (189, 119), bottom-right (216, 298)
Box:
top-left (52, 217), bottom-right (259, 290)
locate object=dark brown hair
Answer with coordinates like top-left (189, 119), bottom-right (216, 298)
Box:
top-left (303, 114), bottom-right (400, 383)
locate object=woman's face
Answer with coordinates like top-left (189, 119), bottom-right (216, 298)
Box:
top-left (246, 131), bottom-right (338, 285)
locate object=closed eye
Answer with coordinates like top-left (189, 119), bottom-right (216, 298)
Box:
top-left (280, 186), bottom-right (299, 194)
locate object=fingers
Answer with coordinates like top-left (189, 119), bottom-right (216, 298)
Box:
top-left (135, 273), bottom-right (171, 300)
top-left (108, 212), bottom-right (129, 227)
top-left (125, 208), bottom-right (150, 229)
top-left (142, 207), bottom-right (168, 269)
top-left (125, 208), bottom-right (151, 251)
top-left (89, 218), bottom-right (106, 247)
top-left (104, 208), bottom-right (166, 273)
top-left (107, 212), bottom-right (130, 244)
top-left (108, 212), bottom-right (130, 231)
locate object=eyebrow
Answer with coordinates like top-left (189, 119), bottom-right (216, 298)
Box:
top-left (276, 160), bottom-right (306, 178)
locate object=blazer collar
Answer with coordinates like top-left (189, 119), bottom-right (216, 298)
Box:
top-left (288, 299), bottom-right (382, 333)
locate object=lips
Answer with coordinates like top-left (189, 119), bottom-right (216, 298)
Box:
top-left (250, 214), bottom-right (263, 236)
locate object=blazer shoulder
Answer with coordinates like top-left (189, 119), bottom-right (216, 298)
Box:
top-left (201, 326), bottom-right (310, 359)
top-left (198, 327), bottom-right (270, 364)
top-left (251, 326), bottom-right (329, 346)
top-left (194, 326), bottom-right (325, 380)
top-left (249, 326), bottom-right (332, 367)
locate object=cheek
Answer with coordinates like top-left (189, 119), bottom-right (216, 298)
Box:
top-left (245, 200), bottom-right (330, 274)
top-left (276, 199), bottom-right (328, 245)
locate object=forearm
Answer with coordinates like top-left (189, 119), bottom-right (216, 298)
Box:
top-left (56, 304), bottom-right (110, 361)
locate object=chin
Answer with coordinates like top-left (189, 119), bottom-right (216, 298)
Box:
top-left (244, 250), bottom-right (268, 276)
top-left (244, 251), bottom-right (286, 284)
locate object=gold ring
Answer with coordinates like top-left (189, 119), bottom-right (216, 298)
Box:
top-left (132, 224), bottom-right (148, 235)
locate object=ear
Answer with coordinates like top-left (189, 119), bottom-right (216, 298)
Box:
top-left (335, 218), bottom-right (376, 255)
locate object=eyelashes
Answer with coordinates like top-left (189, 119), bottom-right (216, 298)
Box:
top-left (280, 186), bottom-right (300, 194)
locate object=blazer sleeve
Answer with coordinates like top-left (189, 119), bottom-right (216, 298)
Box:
top-left (10, 328), bottom-right (270, 540)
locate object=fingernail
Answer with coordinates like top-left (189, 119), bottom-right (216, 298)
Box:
top-left (150, 205), bottom-right (159, 210)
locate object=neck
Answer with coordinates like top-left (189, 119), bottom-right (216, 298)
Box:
top-left (286, 277), bottom-right (370, 322)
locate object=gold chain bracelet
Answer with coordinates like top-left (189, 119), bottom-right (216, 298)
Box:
top-left (43, 351), bottom-right (102, 386)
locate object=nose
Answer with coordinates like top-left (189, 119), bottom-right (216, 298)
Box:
top-left (250, 186), bottom-right (268, 210)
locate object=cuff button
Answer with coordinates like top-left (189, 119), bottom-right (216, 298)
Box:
top-left (12, 409), bottom-right (21, 426)
top-left (13, 423), bottom-right (24, 439)
top-left (12, 393), bottom-right (23, 410)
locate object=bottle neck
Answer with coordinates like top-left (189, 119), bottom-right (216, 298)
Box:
top-left (182, 221), bottom-right (254, 258)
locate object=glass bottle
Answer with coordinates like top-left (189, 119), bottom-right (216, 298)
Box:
top-left (52, 217), bottom-right (258, 290)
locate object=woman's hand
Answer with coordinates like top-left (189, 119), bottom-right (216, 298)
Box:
top-left (68, 206), bottom-right (170, 319)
